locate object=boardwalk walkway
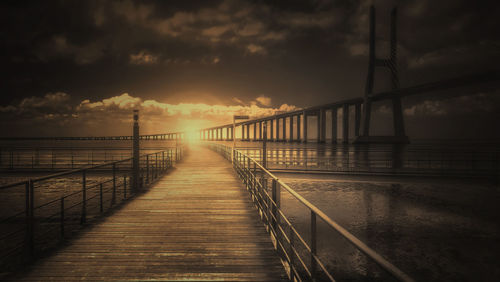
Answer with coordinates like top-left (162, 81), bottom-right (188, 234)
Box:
top-left (13, 146), bottom-right (287, 281)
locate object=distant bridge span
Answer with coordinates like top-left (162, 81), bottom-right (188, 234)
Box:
top-left (1, 70), bottom-right (498, 143)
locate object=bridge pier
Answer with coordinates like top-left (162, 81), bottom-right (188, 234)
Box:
top-left (282, 117), bottom-right (286, 142)
top-left (302, 111), bottom-right (308, 143)
top-left (270, 119), bottom-right (274, 141)
top-left (319, 109), bottom-right (326, 143)
top-left (332, 107), bottom-right (338, 143)
top-left (355, 103), bottom-right (361, 137)
top-left (355, 6), bottom-right (409, 144)
top-left (343, 104), bottom-right (349, 144)
top-left (289, 116), bottom-right (294, 142)
top-left (296, 114), bottom-right (301, 142)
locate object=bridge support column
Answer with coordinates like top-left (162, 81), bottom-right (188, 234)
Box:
top-left (302, 111), bottom-right (308, 143)
top-left (275, 118), bottom-right (280, 141)
top-left (246, 124), bottom-right (250, 141)
top-left (355, 103), bottom-right (361, 137)
top-left (282, 118), bottom-right (286, 142)
top-left (258, 122), bottom-right (262, 141)
top-left (270, 119), bottom-right (274, 141)
top-left (331, 107), bottom-right (338, 144)
top-left (296, 115), bottom-right (301, 142)
top-left (356, 6), bottom-right (408, 144)
top-left (289, 116), bottom-right (294, 142)
top-left (342, 104), bottom-right (349, 144)
top-left (319, 109), bottom-right (326, 143)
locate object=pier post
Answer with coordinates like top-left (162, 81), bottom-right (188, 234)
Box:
top-left (132, 110), bottom-right (140, 192)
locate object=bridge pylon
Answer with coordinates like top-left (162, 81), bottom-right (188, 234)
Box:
top-left (355, 6), bottom-right (409, 144)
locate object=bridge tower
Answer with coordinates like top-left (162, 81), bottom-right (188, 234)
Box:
top-left (355, 6), bottom-right (409, 144)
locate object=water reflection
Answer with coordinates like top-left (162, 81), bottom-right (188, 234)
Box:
top-left (277, 173), bottom-right (500, 281)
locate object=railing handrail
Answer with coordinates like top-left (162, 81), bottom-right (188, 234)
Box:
top-left (0, 150), bottom-right (170, 190)
top-left (211, 143), bottom-right (413, 282)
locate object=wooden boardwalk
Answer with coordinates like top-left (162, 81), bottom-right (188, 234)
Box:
top-left (13, 146), bottom-right (287, 281)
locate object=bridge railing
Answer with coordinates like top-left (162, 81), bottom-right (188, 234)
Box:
top-left (0, 147), bottom-right (183, 272)
top-left (208, 143), bottom-right (413, 282)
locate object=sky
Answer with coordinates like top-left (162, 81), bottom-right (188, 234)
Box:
top-left (0, 0), bottom-right (499, 138)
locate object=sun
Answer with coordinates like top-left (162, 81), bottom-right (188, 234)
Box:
top-left (176, 119), bottom-right (206, 143)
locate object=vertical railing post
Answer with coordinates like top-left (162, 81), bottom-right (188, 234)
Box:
top-left (263, 122), bottom-right (267, 168)
top-left (81, 170), bottom-right (86, 224)
top-left (155, 153), bottom-right (158, 178)
top-left (162, 151), bottom-right (165, 172)
top-left (133, 110), bottom-right (140, 192)
top-left (112, 163), bottom-right (116, 205)
top-left (146, 155), bottom-right (149, 184)
top-left (99, 183), bottom-right (103, 213)
top-left (60, 197), bottom-right (64, 240)
top-left (271, 179), bottom-right (280, 239)
top-left (289, 227), bottom-right (295, 281)
top-left (311, 211), bottom-right (317, 280)
top-left (123, 176), bottom-right (127, 199)
top-left (25, 180), bottom-right (34, 257)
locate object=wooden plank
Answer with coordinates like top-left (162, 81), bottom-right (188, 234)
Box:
top-left (11, 146), bottom-right (287, 281)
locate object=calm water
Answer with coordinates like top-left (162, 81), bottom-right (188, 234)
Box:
top-left (1, 139), bottom-right (499, 280)
top-left (275, 173), bottom-right (499, 281)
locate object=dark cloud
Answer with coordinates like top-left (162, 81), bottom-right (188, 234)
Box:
top-left (0, 0), bottom-right (499, 137)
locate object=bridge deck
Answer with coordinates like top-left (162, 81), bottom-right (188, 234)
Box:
top-left (13, 146), bottom-right (287, 281)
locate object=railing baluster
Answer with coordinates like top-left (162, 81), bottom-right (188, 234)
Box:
top-left (123, 175), bottom-right (127, 199)
top-left (112, 163), bottom-right (116, 205)
top-left (289, 227), bottom-right (295, 281)
top-left (81, 170), bottom-right (86, 224)
top-left (311, 210), bottom-right (317, 280)
top-left (100, 183), bottom-right (103, 213)
top-left (60, 197), bottom-right (64, 240)
top-left (271, 179), bottom-right (280, 242)
top-left (146, 155), bottom-right (149, 184)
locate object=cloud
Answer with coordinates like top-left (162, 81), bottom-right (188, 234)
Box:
top-left (255, 95), bottom-right (272, 106)
top-left (375, 91), bottom-right (500, 118)
top-left (129, 51), bottom-right (159, 65)
top-left (37, 36), bottom-right (105, 65)
top-left (247, 44), bottom-right (266, 54)
top-left (0, 92), bottom-right (298, 135)
top-left (403, 100), bottom-right (447, 116)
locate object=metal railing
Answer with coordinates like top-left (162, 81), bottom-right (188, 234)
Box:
top-left (0, 147), bottom-right (180, 171)
top-left (0, 147), bottom-right (183, 272)
top-left (234, 148), bottom-right (499, 176)
top-left (209, 143), bottom-right (413, 282)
